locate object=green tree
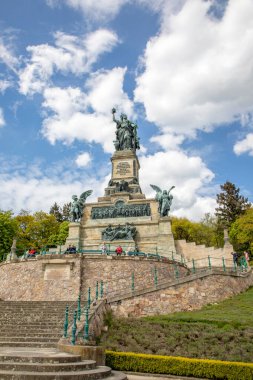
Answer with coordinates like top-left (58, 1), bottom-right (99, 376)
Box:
top-left (171, 216), bottom-right (223, 248)
top-left (62, 202), bottom-right (71, 221)
top-left (229, 208), bottom-right (253, 254)
top-left (0, 211), bottom-right (18, 260)
top-left (15, 211), bottom-right (35, 253)
top-left (47, 221), bottom-right (69, 247)
top-left (49, 202), bottom-right (63, 222)
top-left (29, 211), bottom-right (59, 248)
top-left (15, 211), bottom-right (59, 251)
top-left (215, 181), bottom-right (251, 229)
top-left (200, 213), bottom-right (224, 247)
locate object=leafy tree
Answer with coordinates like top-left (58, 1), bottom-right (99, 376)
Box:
top-left (229, 208), bottom-right (253, 254)
top-left (49, 202), bottom-right (63, 222)
top-left (200, 213), bottom-right (224, 247)
top-left (29, 211), bottom-right (59, 248)
top-left (15, 211), bottom-right (35, 253)
top-left (171, 216), bottom-right (222, 248)
top-left (0, 211), bottom-right (18, 260)
top-left (15, 211), bottom-right (59, 251)
top-left (215, 181), bottom-right (251, 229)
top-left (62, 202), bottom-right (71, 221)
top-left (47, 221), bottom-right (69, 247)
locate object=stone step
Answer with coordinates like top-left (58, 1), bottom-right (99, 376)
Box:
top-left (0, 360), bottom-right (96, 372)
top-left (0, 342), bottom-right (57, 348)
top-left (1, 327), bottom-right (62, 332)
top-left (0, 303), bottom-right (74, 306)
top-left (0, 314), bottom-right (65, 316)
top-left (0, 365), bottom-right (112, 379)
top-left (0, 307), bottom-right (74, 312)
top-left (1, 320), bottom-right (63, 323)
top-left (0, 337), bottom-right (60, 343)
top-left (0, 333), bottom-right (61, 337)
top-left (1, 322), bottom-right (63, 326)
top-left (0, 349), bottom-right (82, 363)
top-left (0, 317), bottom-right (64, 326)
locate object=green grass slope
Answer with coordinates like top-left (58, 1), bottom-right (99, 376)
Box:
top-left (100, 287), bottom-right (253, 363)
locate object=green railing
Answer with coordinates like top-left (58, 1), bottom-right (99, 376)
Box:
top-left (63, 280), bottom-right (106, 345)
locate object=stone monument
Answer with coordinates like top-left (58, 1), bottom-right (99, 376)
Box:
top-left (6, 238), bottom-right (18, 262)
top-left (65, 109), bottom-right (177, 256)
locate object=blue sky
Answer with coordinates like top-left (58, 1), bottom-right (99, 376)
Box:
top-left (0, 0), bottom-right (252, 220)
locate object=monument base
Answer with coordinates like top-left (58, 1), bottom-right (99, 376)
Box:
top-left (65, 222), bottom-right (81, 248)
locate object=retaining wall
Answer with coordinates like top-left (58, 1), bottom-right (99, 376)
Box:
top-left (0, 255), bottom-right (187, 301)
top-left (110, 271), bottom-right (253, 317)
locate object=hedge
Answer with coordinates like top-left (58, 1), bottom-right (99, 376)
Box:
top-left (105, 351), bottom-right (253, 380)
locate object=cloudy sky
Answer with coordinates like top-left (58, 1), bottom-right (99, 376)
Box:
top-left (0, 0), bottom-right (252, 220)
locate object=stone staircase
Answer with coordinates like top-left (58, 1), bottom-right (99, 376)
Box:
top-left (0, 347), bottom-right (127, 379)
top-left (0, 301), bottom-right (70, 348)
top-left (0, 301), bottom-right (127, 379)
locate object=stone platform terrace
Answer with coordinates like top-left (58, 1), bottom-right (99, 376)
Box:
top-left (0, 347), bottom-right (127, 379)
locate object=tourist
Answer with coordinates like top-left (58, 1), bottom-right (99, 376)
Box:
top-left (65, 245), bottom-right (77, 254)
top-left (65, 244), bottom-right (72, 254)
top-left (244, 251), bottom-right (250, 263)
top-left (231, 251), bottom-right (238, 266)
top-left (27, 248), bottom-right (37, 258)
top-left (240, 255), bottom-right (248, 271)
top-left (70, 245), bottom-right (77, 254)
top-left (101, 242), bottom-right (107, 255)
top-left (115, 245), bottom-right (123, 256)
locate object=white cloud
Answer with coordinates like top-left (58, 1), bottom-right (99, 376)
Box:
top-left (135, 0), bottom-right (253, 140)
top-left (140, 150), bottom-right (215, 220)
top-left (0, 157), bottom-right (106, 213)
top-left (0, 174), bottom-right (100, 213)
top-left (42, 67), bottom-right (134, 153)
top-left (0, 37), bottom-right (18, 73)
top-left (47, 0), bottom-right (128, 21)
top-left (0, 79), bottom-right (12, 93)
top-left (174, 196), bottom-right (217, 221)
top-left (234, 133), bottom-right (253, 157)
top-left (85, 67), bottom-right (133, 115)
top-left (19, 29), bottom-right (119, 95)
top-left (75, 152), bottom-right (92, 167)
top-left (0, 109), bottom-right (5, 127)
top-left (150, 133), bottom-right (184, 150)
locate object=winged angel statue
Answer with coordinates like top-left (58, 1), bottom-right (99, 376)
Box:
top-left (70, 190), bottom-right (93, 222)
top-left (150, 185), bottom-right (175, 217)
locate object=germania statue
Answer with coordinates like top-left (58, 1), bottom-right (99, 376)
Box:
top-left (112, 108), bottom-right (140, 151)
top-left (70, 190), bottom-right (93, 222)
top-left (150, 185), bottom-right (175, 217)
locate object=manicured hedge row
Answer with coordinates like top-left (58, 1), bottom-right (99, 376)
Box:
top-left (105, 351), bottom-right (253, 380)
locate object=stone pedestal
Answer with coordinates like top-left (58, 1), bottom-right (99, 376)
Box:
top-left (58, 344), bottom-right (105, 366)
top-left (157, 217), bottom-right (177, 256)
top-left (65, 222), bottom-right (81, 248)
top-left (6, 238), bottom-right (18, 262)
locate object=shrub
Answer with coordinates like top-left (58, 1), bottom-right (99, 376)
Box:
top-left (106, 351), bottom-right (253, 380)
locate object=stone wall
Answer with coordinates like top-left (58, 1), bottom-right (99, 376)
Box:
top-left (0, 255), bottom-right (188, 301)
top-left (0, 257), bottom-right (81, 301)
top-left (110, 271), bottom-right (253, 317)
top-left (80, 256), bottom-right (189, 299)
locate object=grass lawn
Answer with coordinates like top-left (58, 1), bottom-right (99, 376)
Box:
top-left (100, 286), bottom-right (253, 363)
